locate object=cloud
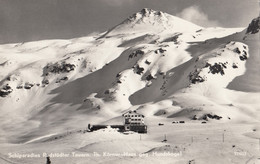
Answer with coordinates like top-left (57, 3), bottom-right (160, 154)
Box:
top-left (100, 0), bottom-right (134, 7)
top-left (177, 6), bottom-right (220, 27)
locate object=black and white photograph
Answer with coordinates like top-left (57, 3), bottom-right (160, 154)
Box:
top-left (0, 0), bottom-right (259, 163)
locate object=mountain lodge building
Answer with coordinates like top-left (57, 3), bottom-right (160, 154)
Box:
top-left (122, 110), bottom-right (147, 133)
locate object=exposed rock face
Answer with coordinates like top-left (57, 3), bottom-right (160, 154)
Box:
top-left (42, 79), bottom-right (49, 85)
top-left (24, 82), bottom-right (34, 89)
top-left (205, 62), bottom-right (227, 76)
top-left (56, 77), bottom-right (69, 83)
top-left (155, 48), bottom-right (166, 54)
top-left (43, 62), bottom-right (75, 76)
top-left (189, 69), bottom-right (206, 84)
top-left (202, 114), bottom-right (222, 120)
top-left (134, 65), bottom-right (145, 75)
top-left (0, 84), bottom-right (13, 97)
top-left (246, 17), bottom-right (260, 34)
top-left (146, 74), bottom-right (155, 81)
top-left (128, 50), bottom-right (144, 60)
top-left (128, 8), bottom-right (165, 22)
top-left (142, 8), bottom-right (164, 16)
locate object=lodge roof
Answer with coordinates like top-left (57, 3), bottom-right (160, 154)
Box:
top-left (122, 110), bottom-right (145, 117)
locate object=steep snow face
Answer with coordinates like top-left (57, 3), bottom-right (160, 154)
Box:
top-left (246, 16), bottom-right (260, 34)
top-left (129, 41), bottom-right (249, 105)
top-left (188, 41), bottom-right (248, 88)
top-left (103, 8), bottom-right (202, 37)
top-left (81, 43), bottom-right (193, 112)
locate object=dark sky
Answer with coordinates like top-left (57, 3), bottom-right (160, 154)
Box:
top-left (0, 0), bottom-right (259, 44)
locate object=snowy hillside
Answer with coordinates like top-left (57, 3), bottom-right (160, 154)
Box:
top-left (0, 9), bottom-right (260, 164)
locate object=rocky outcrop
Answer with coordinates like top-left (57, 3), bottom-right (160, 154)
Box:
top-left (24, 82), bottom-right (34, 89)
top-left (42, 79), bottom-right (49, 85)
top-left (146, 74), bottom-right (155, 81)
top-left (246, 17), bottom-right (260, 34)
top-left (155, 48), bottom-right (166, 54)
top-left (43, 62), bottom-right (75, 76)
top-left (205, 62), bottom-right (227, 76)
top-left (189, 69), bottom-right (205, 84)
top-left (133, 65), bottom-right (145, 75)
top-left (127, 8), bottom-right (165, 22)
top-left (0, 84), bottom-right (13, 97)
top-left (201, 113), bottom-right (222, 120)
top-left (56, 77), bottom-right (69, 83)
top-left (128, 50), bottom-right (144, 60)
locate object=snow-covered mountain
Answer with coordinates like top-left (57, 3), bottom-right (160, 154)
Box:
top-left (102, 8), bottom-right (202, 37)
top-left (0, 9), bottom-right (259, 144)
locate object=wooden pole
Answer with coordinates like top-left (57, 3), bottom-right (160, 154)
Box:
top-left (258, 138), bottom-right (260, 150)
top-left (223, 130), bottom-right (226, 143)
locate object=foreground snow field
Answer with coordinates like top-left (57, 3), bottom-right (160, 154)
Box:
top-left (1, 121), bottom-right (260, 164)
top-left (0, 8), bottom-right (259, 163)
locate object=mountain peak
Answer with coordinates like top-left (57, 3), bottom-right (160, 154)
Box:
top-left (102, 8), bottom-right (202, 37)
top-left (125, 8), bottom-right (167, 23)
top-left (139, 8), bottom-right (164, 17)
top-left (246, 16), bottom-right (260, 34)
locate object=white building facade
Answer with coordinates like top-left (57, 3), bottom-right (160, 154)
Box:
top-left (122, 110), bottom-right (147, 133)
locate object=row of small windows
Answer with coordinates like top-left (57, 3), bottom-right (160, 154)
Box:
top-left (125, 123), bottom-right (143, 125)
top-left (130, 122), bottom-right (142, 125)
top-left (130, 119), bottom-right (142, 121)
top-left (125, 115), bottom-right (142, 117)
